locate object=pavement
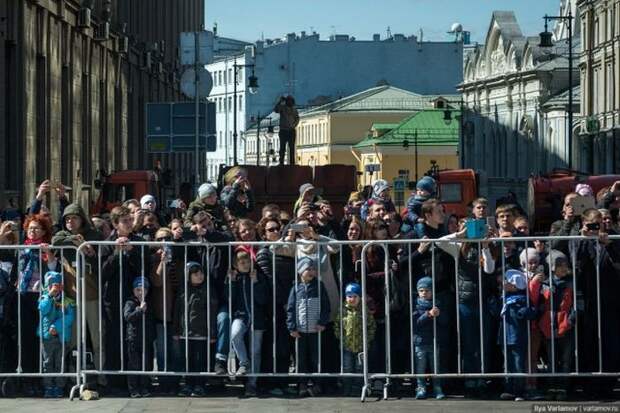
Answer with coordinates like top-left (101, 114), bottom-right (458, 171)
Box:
top-left (0, 396), bottom-right (619, 413)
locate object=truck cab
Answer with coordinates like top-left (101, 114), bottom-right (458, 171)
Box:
top-left (92, 170), bottom-right (160, 215)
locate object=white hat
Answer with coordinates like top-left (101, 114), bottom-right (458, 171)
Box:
top-left (140, 194), bottom-right (156, 209)
top-left (198, 183), bottom-right (217, 199)
top-left (505, 269), bottom-right (527, 290)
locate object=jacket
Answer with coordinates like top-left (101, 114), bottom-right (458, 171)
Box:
top-left (549, 218), bottom-right (581, 256)
top-left (413, 297), bottom-right (449, 346)
top-left (529, 275), bottom-right (574, 339)
top-left (406, 194), bottom-right (429, 225)
top-left (360, 197), bottom-right (396, 221)
top-left (219, 184), bottom-right (255, 218)
top-left (334, 303), bottom-right (376, 353)
top-left (286, 278), bottom-right (330, 333)
top-left (38, 292), bottom-right (75, 342)
top-left (225, 272), bottom-right (268, 330)
top-left (173, 279), bottom-right (218, 339)
top-left (274, 102), bottom-right (300, 131)
top-left (256, 245), bottom-right (295, 310)
top-left (123, 295), bottom-right (156, 344)
top-left (497, 292), bottom-right (537, 346)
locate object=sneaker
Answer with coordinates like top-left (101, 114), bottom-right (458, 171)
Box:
top-left (53, 386), bottom-right (64, 398)
top-left (141, 388), bottom-right (151, 398)
top-left (236, 365), bottom-right (248, 376)
top-left (177, 385), bottom-right (192, 397)
top-left (415, 387), bottom-right (427, 399)
top-left (500, 392), bottom-right (515, 400)
top-left (43, 387), bottom-right (55, 398)
top-left (514, 396), bottom-right (525, 401)
top-left (214, 360), bottom-right (227, 375)
top-left (244, 385), bottom-right (258, 398)
top-left (191, 385), bottom-right (205, 397)
top-left (129, 391), bottom-right (141, 398)
top-left (269, 387), bottom-right (284, 397)
top-left (434, 388), bottom-right (446, 400)
top-left (298, 383), bottom-right (309, 398)
top-left (307, 384), bottom-right (321, 397)
top-left (526, 390), bottom-right (545, 400)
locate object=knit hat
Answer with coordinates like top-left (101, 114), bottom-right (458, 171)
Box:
top-left (297, 256), bottom-right (317, 275)
top-left (345, 282), bottom-right (361, 297)
top-left (416, 276), bottom-right (432, 290)
top-left (546, 249), bottom-right (569, 272)
top-left (372, 179), bottom-right (390, 197)
top-left (132, 276), bottom-right (150, 289)
top-left (505, 269), bottom-right (527, 290)
top-left (198, 183), bottom-right (217, 199)
top-left (44, 271), bottom-right (63, 287)
top-left (416, 176), bottom-right (437, 194)
top-left (519, 248), bottom-right (540, 268)
top-left (186, 261), bottom-right (202, 273)
top-left (575, 183), bottom-right (593, 197)
top-left (140, 194), bottom-right (156, 209)
top-left (299, 183), bottom-right (315, 196)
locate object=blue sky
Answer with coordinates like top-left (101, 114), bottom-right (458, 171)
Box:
top-left (205, 0), bottom-right (563, 44)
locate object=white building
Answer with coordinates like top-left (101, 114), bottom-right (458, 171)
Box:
top-left (204, 31), bottom-right (465, 182)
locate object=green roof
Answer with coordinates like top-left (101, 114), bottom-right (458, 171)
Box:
top-left (354, 109), bottom-right (458, 149)
top-left (371, 123), bottom-right (400, 130)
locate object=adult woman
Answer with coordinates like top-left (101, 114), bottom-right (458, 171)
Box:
top-left (255, 217), bottom-right (296, 396)
top-left (338, 217), bottom-right (364, 287)
top-left (18, 215), bottom-right (58, 395)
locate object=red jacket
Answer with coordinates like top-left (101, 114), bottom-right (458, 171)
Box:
top-left (529, 276), bottom-right (574, 339)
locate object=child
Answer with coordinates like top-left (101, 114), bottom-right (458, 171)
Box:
top-left (531, 251), bottom-right (574, 400)
top-left (412, 277), bottom-right (446, 400)
top-left (498, 269), bottom-right (536, 401)
top-left (173, 261), bottom-right (217, 397)
top-left (333, 282), bottom-right (376, 396)
top-left (406, 176), bottom-right (437, 225)
top-left (360, 180), bottom-right (396, 221)
top-left (38, 271), bottom-right (75, 398)
top-left (123, 276), bottom-right (155, 398)
top-left (286, 256), bottom-right (330, 397)
top-left (227, 248), bottom-right (267, 397)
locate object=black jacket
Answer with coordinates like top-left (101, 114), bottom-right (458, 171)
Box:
top-left (256, 245), bottom-right (295, 311)
top-left (173, 280), bottom-right (218, 338)
top-left (123, 296), bottom-right (156, 344)
top-left (225, 272), bottom-right (268, 330)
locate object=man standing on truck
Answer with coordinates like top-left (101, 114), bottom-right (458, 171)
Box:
top-left (274, 95), bottom-right (300, 166)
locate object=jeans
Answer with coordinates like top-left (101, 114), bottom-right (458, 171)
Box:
top-left (216, 311), bottom-right (230, 362)
top-left (414, 344), bottom-right (441, 390)
top-left (504, 344), bottom-right (525, 396)
top-left (342, 349), bottom-right (362, 394)
top-left (545, 335), bottom-right (574, 390)
top-left (230, 318), bottom-right (264, 387)
top-left (42, 337), bottom-right (66, 388)
top-left (155, 322), bottom-right (174, 371)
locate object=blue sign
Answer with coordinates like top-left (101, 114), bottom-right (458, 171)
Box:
top-left (146, 102), bottom-right (216, 153)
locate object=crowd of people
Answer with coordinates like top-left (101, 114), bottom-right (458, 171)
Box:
top-left (0, 167), bottom-right (619, 401)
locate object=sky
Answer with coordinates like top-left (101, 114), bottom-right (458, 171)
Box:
top-left (204, 0), bottom-right (564, 44)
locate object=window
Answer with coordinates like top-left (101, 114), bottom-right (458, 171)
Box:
top-left (218, 71), bottom-right (223, 85)
top-left (239, 95), bottom-right (243, 111)
top-left (439, 183), bottom-right (462, 203)
top-left (228, 97), bottom-right (232, 112)
top-left (228, 68), bottom-right (233, 84)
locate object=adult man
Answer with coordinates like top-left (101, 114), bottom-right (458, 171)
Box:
top-left (274, 95), bottom-right (300, 165)
top-left (184, 183), bottom-right (225, 229)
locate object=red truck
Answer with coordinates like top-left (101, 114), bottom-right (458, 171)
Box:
top-left (432, 168), bottom-right (620, 234)
top-left (92, 170), bottom-right (161, 215)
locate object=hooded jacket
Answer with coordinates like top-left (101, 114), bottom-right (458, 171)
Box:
top-left (52, 203), bottom-right (104, 264)
top-left (286, 277), bottom-right (330, 333)
top-left (225, 271), bottom-right (268, 330)
top-left (529, 275), bottom-right (574, 339)
top-left (183, 197), bottom-right (226, 229)
top-left (334, 302), bottom-right (376, 353)
top-left (38, 292), bottom-right (76, 342)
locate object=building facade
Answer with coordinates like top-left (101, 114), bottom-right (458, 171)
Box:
top-left (460, 7), bottom-right (580, 182)
top-left (578, 0), bottom-right (620, 173)
top-left (205, 31), bottom-right (464, 181)
top-left (0, 0), bottom-right (204, 210)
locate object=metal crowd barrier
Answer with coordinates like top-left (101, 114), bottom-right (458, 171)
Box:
top-left (0, 244), bottom-right (82, 400)
top-left (2, 234), bottom-right (617, 402)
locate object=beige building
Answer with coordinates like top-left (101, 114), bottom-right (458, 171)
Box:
top-left (292, 86), bottom-right (459, 167)
top-left (578, 0), bottom-right (620, 173)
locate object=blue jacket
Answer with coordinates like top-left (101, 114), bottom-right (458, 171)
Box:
top-left (497, 292), bottom-right (537, 347)
top-left (406, 194), bottom-right (429, 225)
top-left (225, 272), bottom-right (268, 330)
top-left (286, 278), bottom-right (330, 333)
top-left (38, 293), bottom-right (75, 342)
top-left (413, 297), bottom-right (449, 346)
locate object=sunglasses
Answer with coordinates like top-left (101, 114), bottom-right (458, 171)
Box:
top-left (266, 227), bottom-right (280, 233)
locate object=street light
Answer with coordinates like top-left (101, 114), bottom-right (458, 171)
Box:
top-left (233, 60), bottom-right (259, 165)
top-left (539, 11), bottom-right (574, 170)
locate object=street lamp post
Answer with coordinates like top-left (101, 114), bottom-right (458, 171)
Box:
top-left (232, 59), bottom-right (259, 165)
top-left (539, 10), bottom-right (574, 169)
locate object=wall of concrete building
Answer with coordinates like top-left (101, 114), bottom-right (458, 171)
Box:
top-left (0, 0), bottom-right (204, 212)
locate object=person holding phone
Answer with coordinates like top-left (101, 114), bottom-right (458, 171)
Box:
top-left (549, 193), bottom-right (582, 256)
top-left (274, 95), bottom-right (300, 165)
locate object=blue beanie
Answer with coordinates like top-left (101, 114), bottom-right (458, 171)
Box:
top-left (297, 256), bottom-right (317, 275)
top-left (132, 276), bottom-right (150, 289)
top-left (416, 176), bottom-right (436, 194)
top-left (44, 271), bottom-right (63, 287)
top-left (416, 276), bottom-right (432, 290)
top-left (345, 282), bottom-right (361, 297)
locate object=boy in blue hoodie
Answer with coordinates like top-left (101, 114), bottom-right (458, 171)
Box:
top-left (38, 271), bottom-right (75, 398)
top-left (412, 276), bottom-right (445, 400)
top-left (286, 256), bottom-right (330, 397)
top-left (406, 176), bottom-right (437, 226)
